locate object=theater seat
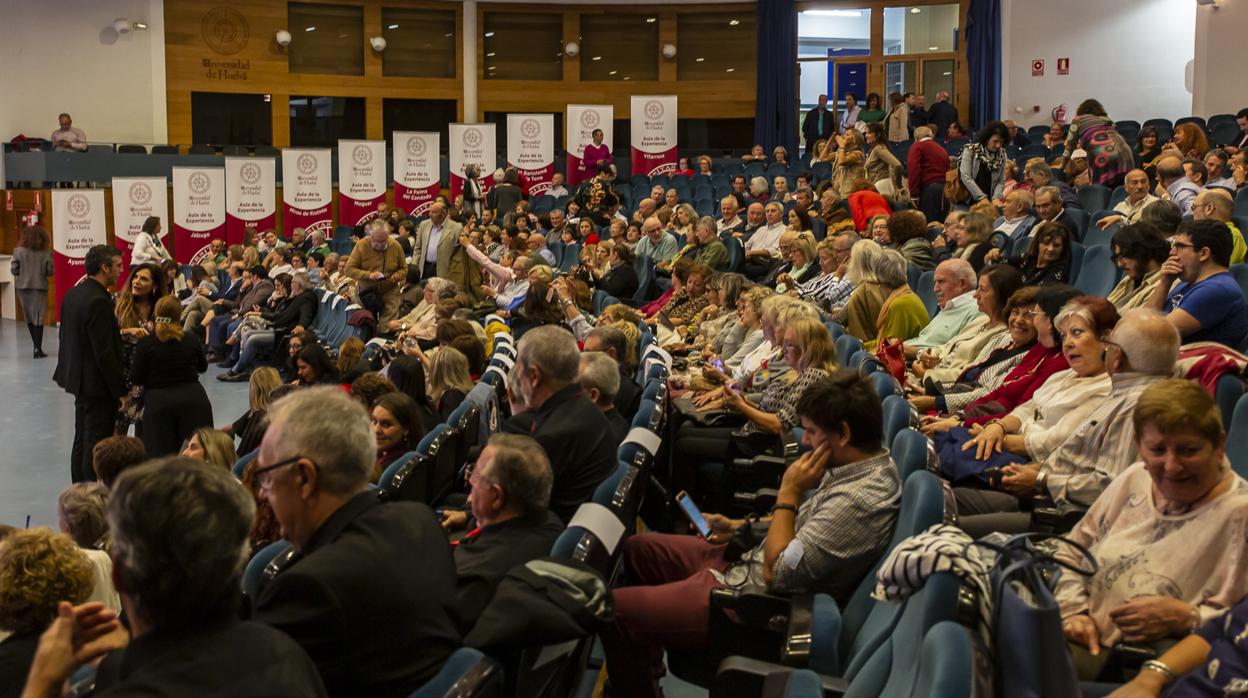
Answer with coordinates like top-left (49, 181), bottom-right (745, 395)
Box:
top-left (232, 448), bottom-right (258, 479)
top-left (1077, 185), bottom-right (1110, 213)
top-left (1073, 244), bottom-right (1119, 297)
top-left (915, 271), bottom-right (938, 319)
top-left (241, 540), bottom-right (292, 602)
top-left (407, 648), bottom-right (502, 698)
top-left (1228, 393), bottom-right (1248, 479)
top-left (882, 395), bottom-right (914, 447)
top-left (892, 428), bottom-right (933, 482)
top-left (835, 334), bottom-right (864, 368)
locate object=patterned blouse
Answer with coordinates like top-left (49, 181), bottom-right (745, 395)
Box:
top-left (744, 367), bottom-right (829, 436)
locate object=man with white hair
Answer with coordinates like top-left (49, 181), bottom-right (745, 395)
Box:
top-left (743, 201), bottom-right (787, 280)
top-left (956, 308), bottom-right (1181, 537)
top-left (905, 258), bottom-right (980, 356)
top-left (1096, 169), bottom-right (1158, 230)
top-left (634, 216), bottom-right (679, 264)
top-left (343, 219), bottom-right (407, 324)
top-left (579, 351), bottom-right (629, 445)
top-left (503, 326), bottom-right (616, 522)
top-left (253, 387), bottom-right (460, 695)
top-left (717, 196), bottom-right (744, 238)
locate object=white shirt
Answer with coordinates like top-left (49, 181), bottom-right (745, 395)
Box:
top-left (426, 222), bottom-right (443, 264)
top-left (745, 222), bottom-right (786, 256)
top-left (717, 215), bottom-right (743, 234)
top-left (994, 215), bottom-right (1030, 238)
top-left (1007, 369), bottom-right (1113, 461)
top-left (1112, 194), bottom-right (1159, 224)
top-left (548, 185), bottom-right (569, 197)
top-left (129, 231), bottom-right (172, 266)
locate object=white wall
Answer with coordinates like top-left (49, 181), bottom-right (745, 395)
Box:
top-left (1192, 1), bottom-right (1247, 117)
top-left (0, 0), bottom-right (167, 145)
top-left (1000, 0), bottom-right (1194, 127)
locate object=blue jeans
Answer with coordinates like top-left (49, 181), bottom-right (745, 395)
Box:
top-left (232, 331), bottom-right (275, 373)
top-left (208, 315), bottom-right (241, 352)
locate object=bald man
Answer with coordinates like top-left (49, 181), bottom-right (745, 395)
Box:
top-left (1154, 155), bottom-right (1202, 217)
top-left (1192, 188), bottom-right (1246, 264)
top-left (906, 258), bottom-right (981, 355)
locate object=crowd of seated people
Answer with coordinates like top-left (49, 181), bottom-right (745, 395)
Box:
top-left (10, 100), bottom-right (1248, 698)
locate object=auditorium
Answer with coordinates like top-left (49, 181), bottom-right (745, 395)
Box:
top-left (1, 0), bottom-right (1247, 695)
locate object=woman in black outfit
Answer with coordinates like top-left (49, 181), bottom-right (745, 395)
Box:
top-left (987, 221), bottom-right (1073, 286)
top-left (294, 343), bottom-right (339, 386)
top-left (594, 244), bottom-right (640, 299)
top-left (131, 296), bottom-right (213, 456)
top-left (386, 355), bottom-right (437, 429)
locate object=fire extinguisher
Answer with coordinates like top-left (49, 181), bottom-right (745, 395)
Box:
top-left (1051, 104), bottom-right (1067, 124)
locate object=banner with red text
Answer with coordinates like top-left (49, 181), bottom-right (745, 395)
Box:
top-left (225, 157), bottom-right (276, 246)
top-left (630, 96), bottom-right (678, 178)
top-left (393, 132), bottom-right (440, 217)
top-left (281, 148), bottom-right (333, 239)
top-left (337, 140), bottom-right (386, 227)
top-left (567, 105), bottom-right (613, 186)
top-left (507, 114), bottom-right (555, 197)
top-left (448, 123), bottom-right (496, 203)
top-left (51, 189), bottom-right (107, 322)
top-left (172, 167), bottom-right (225, 265)
top-left (110, 177), bottom-right (168, 275)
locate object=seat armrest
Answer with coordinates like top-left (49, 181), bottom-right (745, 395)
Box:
top-left (1031, 504), bottom-right (1085, 534)
top-left (733, 488), bottom-right (780, 514)
top-left (781, 594), bottom-right (815, 667)
top-left (712, 657), bottom-right (848, 698)
top-left (729, 455), bottom-right (791, 492)
top-left (710, 587), bottom-right (796, 633)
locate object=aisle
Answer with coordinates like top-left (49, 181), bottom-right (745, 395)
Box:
top-left (0, 319), bottom-right (251, 529)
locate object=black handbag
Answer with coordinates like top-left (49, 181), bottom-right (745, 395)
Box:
top-left (723, 514), bottom-right (770, 562)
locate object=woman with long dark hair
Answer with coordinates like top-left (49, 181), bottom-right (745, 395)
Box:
top-left (370, 392), bottom-right (426, 481)
top-left (11, 225), bottom-right (53, 357)
top-left (386, 354), bottom-right (437, 429)
top-left (129, 216), bottom-right (173, 267)
top-left (293, 343), bottom-right (338, 386)
top-left (114, 261), bottom-right (170, 434)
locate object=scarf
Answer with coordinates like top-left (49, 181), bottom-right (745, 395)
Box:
top-left (967, 142), bottom-right (1005, 172)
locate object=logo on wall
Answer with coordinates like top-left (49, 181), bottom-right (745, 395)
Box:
top-left (581, 110), bottom-right (600, 130)
top-left (239, 162), bottom-right (261, 185)
top-left (644, 100), bottom-right (664, 120)
top-left (407, 137), bottom-right (426, 157)
top-left (352, 145), bottom-right (372, 166)
top-left (201, 7), bottom-right (249, 56)
top-left (521, 118), bottom-right (540, 139)
top-left (297, 154), bottom-right (317, 175)
top-left (189, 172), bottom-right (211, 195)
top-left (67, 194), bottom-right (90, 219)
top-left (129, 183), bottom-right (152, 207)
top-left (463, 128), bottom-right (483, 149)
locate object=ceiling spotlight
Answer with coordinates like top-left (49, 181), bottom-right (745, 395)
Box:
top-left (729, 19), bottom-right (740, 25)
top-left (646, 17), bottom-right (656, 23)
top-left (387, 23), bottom-right (399, 29)
top-left (134, 21), bottom-right (148, 30)
top-left (910, 7), bottom-right (921, 13)
top-left (113, 18), bottom-right (132, 34)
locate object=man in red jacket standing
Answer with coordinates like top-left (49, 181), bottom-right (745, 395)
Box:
top-left (907, 125), bottom-right (950, 224)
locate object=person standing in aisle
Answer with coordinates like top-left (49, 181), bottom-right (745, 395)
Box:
top-left (11, 225), bottom-right (54, 357)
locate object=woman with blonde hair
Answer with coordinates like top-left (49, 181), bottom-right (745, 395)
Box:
top-left (224, 366), bottom-right (281, 455)
top-left (835, 239), bottom-right (888, 340)
top-left (130, 295), bottom-right (212, 456)
top-left (831, 129), bottom-right (868, 197)
top-left (428, 346), bottom-right (475, 423)
top-left (775, 232), bottom-right (818, 294)
top-left (181, 427), bottom-right (238, 472)
top-left (672, 203), bottom-right (699, 240)
top-left (951, 211), bottom-right (995, 272)
top-left (241, 245), bottom-right (261, 268)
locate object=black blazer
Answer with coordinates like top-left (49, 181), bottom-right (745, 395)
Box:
top-left (614, 372), bottom-right (642, 422)
top-left (598, 263), bottom-right (639, 299)
top-left (265, 289), bottom-right (318, 332)
top-left (53, 278), bottom-right (126, 399)
top-left (453, 511), bottom-right (565, 630)
top-left (253, 494), bottom-right (461, 698)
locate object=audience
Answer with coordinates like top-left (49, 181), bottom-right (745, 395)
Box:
top-left (906, 258), bottom-right (980, 355)
top-left (865, 249), bottom-right (930, 351)
top-left (91, 435), bottom-right (146, 489)
top-left (179, 427), bottom-right (237, 471)
top-left (1147, 218), bottom-right (1248, 347)
top-left (580, 351), bottom-right (630, 445)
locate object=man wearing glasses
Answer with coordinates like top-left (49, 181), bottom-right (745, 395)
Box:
top-left (1147, 219), bottom-right (1248, 348)
top-left (54, 245), bottom-right (126, 483)
top-left (250, 386), bottom-right (461, 696)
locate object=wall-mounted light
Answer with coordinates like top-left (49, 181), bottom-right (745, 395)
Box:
top-left (564, 41), bottom-right (580, 57)
top-left (113, 18), bottom-right (132, 34)
top-left (661, 43), bottom-right (677, 59)
top-left (275, 30), bottom-right (292, 47)
top-left (369, 36), bottom-right (387, 51)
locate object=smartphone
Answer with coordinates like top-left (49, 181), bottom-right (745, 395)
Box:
top-left (675, 490), bottom-right (713, 539)
top-left (707, 357), bottom-right (726, 372)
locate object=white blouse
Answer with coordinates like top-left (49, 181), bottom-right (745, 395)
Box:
top-left (1006, 368), bottom-right (1112, 461)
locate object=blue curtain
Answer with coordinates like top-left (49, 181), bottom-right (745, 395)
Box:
top-left (965, 0), bottom-right (1002, 129)
top-left (754, 0), bottom-right (797, 157)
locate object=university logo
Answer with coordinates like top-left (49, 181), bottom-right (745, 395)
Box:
top-left (521, 118), bottom-right (540, 139)
top-left (407, 136), bottom-right (426, 157)
top-left (201, 7), bottom-right (249, 56)
top-left (188, 172), bottom-right (211, 195)
top-left (464, 128), bottom-right (483, 148)
top-left (239, 162), bottom-right (262, 185)
top-left (297, 153), bottom-right (318, 175)
top-left (644, 100), bottom-right (664, 120)
top-left (353, 144), bottom-right (372, 166)
top-left (129, 182), bottom-right (152, 206)
top-left (581, 110), bottom-right (600, 130)
top-left (67, 194), bottom-right (90, 218)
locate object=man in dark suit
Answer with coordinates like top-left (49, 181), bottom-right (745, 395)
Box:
top-left (502, 326), bottom-right (617, 523)
top-left (252, 387), bottom-right (461, 697)
top-left (451, 433), bottom-right (564, 629)
top-left (802, 94), bottom-right (838, 157)
top-left (20, 458), bottom-right (327, 697)
top-left (54, 245), bottom-right (126, 483)
top-left (580, 351), bottom-right (631, 446)
top-left (927, 91), bottom-right (960, 139)
top-left (583, 326), bottom-right (642, 421)
top-left (1034, 186), bottom-right (1083, 242)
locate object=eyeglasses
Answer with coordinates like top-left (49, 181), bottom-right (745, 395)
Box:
top-left (1025, 309), bottom-right (1048, 318)
top-left (1170, 240), bottom-right (1195, 251)
top-left (253, 455), bottom-right (306, 490)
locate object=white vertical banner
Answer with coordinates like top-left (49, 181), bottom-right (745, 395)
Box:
top-left (567, 104), bottom-right (613, 186)
top-left (110, 177), bottom-right (168, 272)
top-left (630, 95), bottom-right (679, 178)
top-left (337, 139), bottom-right (387, 227)
top-left (171, 166), bottom-right (226, 265)
top-left (51, 189), bottom-right (107, 321)
top-left (393, 131), bottom-right (441, 217)
top-left (448, 123), bottom-right (496, 202)
top-left (506, 114), bottom-right (555, 197)
top-left (281, 148), bottom-right (333, 239)
top-left (225, 156), bottom-right (277, 246)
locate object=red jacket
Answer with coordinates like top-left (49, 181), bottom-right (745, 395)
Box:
top-left (848, 190), bottom-right (893, 231)
top-left (907, 138), bottom-right (950, 196)
top-left (963, 344), bottom-right (1069, 426)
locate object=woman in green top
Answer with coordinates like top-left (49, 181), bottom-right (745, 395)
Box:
top-left (858, 92), bottom-right (887, 123)
top-left (865, 248), bottom-right (930, 352)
